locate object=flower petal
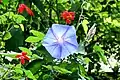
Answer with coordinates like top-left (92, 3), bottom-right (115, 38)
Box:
top-left (63, 26), bottom-right (76, 39)
top-left (45, 28), bottom-right (57, 40)
top-left (42, 37), bottom-right (57, 46)
top-left (66, 19), bottom-right (71, 24)
top-left (16, 55), bottom-right (21, 58)
top-left (20, 58), bottom-right (25, 64)
top-left (24, 55), bottom-right (30, 60)
top-left (60, 44), bottom-right (71, 59)
top-left (63, 41), bottom-right (78, 55)
top-left (22, 52), bottom-right (27, 55)
top-left (25, 6), bottom-right (34, 16)
top-left (51, 45), bottom-right (62, 59)
top-left (44, 44), bottom-right (61, 59)
top-left (64, 36), bottom-right (78, 48)
top-left (52, 24), bottom-right (70, 38)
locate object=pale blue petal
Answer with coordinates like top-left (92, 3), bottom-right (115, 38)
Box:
top-left (52, 24), bottom-right (70, 38)
top-left (63, 41), bottom-right (78, 55)
top-left (45, 28), bottom-right (57, 39)
top-left (63, 26), bottom-right (76, 39)
top-left (44, 44), bottom-right (59, 57)
top-left (52, 44), bottom-right (71, 59)
top-left (64, 36), bottom-right (78, 48)
top-left (42, 37), bottom-right (57, 46)
top-left (60, 44), bottom-right (71, 59)
top-left (52, 45), bottom-right (62, 59)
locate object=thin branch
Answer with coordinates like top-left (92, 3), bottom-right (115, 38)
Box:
top-left (76, 1), bottom-right (86, 30)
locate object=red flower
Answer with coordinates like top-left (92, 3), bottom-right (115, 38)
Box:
top-left (61, 11), bottom-right (75, 24)
top-left (18, 4), bottom-right (34, 16)
top-left (16, 52), bottom-right (30, 64)
top-left (66, 19), bottom-right (71, 24)
top-left (18, 4), bottom-right (26, 14)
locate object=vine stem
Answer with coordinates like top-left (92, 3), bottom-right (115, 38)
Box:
top-left (76, 1), bottom-right (86, 30)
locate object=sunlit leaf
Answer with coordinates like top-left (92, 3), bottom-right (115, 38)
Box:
top-left (3, 31), bottom-right (12, 40)
top-left (82, 19), bottom-right (89, 35)
top-left (30, 30), bottom-right (44, 40)
top-left (24, 70), bottom-right (36, 80)
top-left (15, 64), bottom-right (23, 75)
top-left (25, 36), bottom-right (41, 42)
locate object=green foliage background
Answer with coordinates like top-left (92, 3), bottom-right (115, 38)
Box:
top-left (0, 0), bottom-right (120, 80)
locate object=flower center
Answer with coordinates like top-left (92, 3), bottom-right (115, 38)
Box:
top-left (20, 56), bottom-right (25, 59)
top-left (57, 37), bottom-right (64, 44)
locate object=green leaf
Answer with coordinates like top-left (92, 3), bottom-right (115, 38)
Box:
top-left (2, 0), bottom-right (9, 5)
top-left (84, 57), bottom-right (92, 64)
top-left (24, 70), bottom-right (36, 80)
top-left (30, 30), bottom-right (44, 40)
top-left (25, 59), bottom-right (43, 74)
top-left (31, 54), bottom-right (41, 59)
top-left (19, 24), bottom-right (24, 31)
top-left (43, 65), bottom-right (72, 74)
top-left (16, 64), bottom-right (21, 68)
top-left (14, 15), bottom-right (26, 24)
top-left (5, 26), bottom-right (24, 51)
top-left (42, 65), bottom-right (52, 70)
top-left (15, 64), bottom-right (23, 75)
top-left (70, 1), bottom-right (81, 11)
top-left (32, 0), bottom-right (47, 15)
top-left (19, 47), bottom-right (32, 55)
top-left (58, 0), bottom-right (69, 3)
top-left (79, 64), bottom-right (87, 77)
top-left (82, 19), bottom-right (89, 35)
top-left (83, 3), bottom-right (91, 10)
top-left (3, 31), bottom-right (12, 40)
top-left (104, 17), bottom-right (112, 23)
top-left (53, 66), bottom-right (72, 74)
top-left (93, 45), bottom-right (107, 64)
top-left (25, 36), bottom-right (41, 42)
top-left (14, 25), bottom-right (19, 28)
top-left (42, 74), bottom-right (54, 80)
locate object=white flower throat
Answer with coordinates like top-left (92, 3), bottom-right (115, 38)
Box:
top-left (57, 37), bottom-right (64, 44)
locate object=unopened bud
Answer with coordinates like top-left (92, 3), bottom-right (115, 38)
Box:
top-left (87, 23), bottom-right (96, 40)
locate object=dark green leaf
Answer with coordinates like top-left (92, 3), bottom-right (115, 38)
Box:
top-left (5, 26), bottom-right (24, 51)
top-left (25, 59), bottom-right (43, 74)
top-left (53, 66), bottom-right (72, 74)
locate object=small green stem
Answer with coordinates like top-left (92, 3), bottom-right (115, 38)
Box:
top-left (76, 1), bottom-right (86, 30)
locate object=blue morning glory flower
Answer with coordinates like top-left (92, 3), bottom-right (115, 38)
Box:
top-left (42, 24), bottom-right (78, 59)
